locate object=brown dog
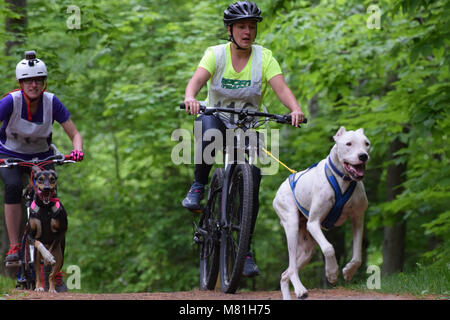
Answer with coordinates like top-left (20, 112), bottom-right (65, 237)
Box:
top-left (27, 166), bottom-right (67, 292)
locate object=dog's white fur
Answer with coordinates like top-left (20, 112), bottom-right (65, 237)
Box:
top-left (273, 127), bottom-right (370, 300)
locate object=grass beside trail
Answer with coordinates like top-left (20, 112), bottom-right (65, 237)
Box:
top-left (0, 275), bottom-right (16, 298)
top-left (346, 264), bottom-right (450, 299)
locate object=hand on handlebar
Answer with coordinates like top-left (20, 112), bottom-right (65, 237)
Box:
top-left (70, 150), bottom-right (84, 162)
top-left (290, 109), bottom-right (306, 127)
top-left (184, 97), bottom-right (201, 115)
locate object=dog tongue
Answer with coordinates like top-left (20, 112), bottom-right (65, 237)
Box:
top-left (346, 163), bottom-right (365, 178)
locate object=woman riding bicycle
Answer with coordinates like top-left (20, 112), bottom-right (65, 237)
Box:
top-left (182, 1), bottom-right (305, 277)
top-left (0, 51), bottom-right (84, 273)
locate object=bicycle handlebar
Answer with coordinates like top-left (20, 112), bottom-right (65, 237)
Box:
top-left (0, 154), bottom-right (75, 167)
top-left (179, 103), bottom-right (307, 125)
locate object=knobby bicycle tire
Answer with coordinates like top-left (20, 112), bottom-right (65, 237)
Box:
top-left (220, 164), bottom-right (254, 293)
top-left (199, 168), bottom-right (224, 290)
top-left (16, 223), bottom-right (35, 290)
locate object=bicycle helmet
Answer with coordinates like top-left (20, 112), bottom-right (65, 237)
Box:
top-left (16, 50), bottom-right (47, 81)
top-left (224, 2), bottom-right (262, 50)
top-left (223, 1), bottom-right (263, 26)
top-left (15, 51), bottom-right (48, 120)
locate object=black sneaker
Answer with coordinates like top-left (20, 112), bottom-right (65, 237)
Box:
top-left (242, 252), bottom-right (259, 277)
top-left (182, 183), bottom-right (204, 210)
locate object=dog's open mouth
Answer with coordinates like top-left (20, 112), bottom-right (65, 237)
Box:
top-left (42, 190), bottom-right (52, 204)
top-left (344, 162), bottom-right (365, 180)
top-left (37, 189), bottom-right (54, 204)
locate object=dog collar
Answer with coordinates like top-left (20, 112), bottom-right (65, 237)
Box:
top-left (327, 156), bottom-right (352, 182)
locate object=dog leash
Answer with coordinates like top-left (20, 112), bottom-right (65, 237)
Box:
top-left (261, 147), bottom-right (297, 174)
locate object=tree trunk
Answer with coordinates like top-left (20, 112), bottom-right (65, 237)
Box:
top-left (382, 134), bottom-right (408, 275)
top-left (5, 0), bottom-right (27, 55)
top-left (1, 0), bottom-right (27, 276)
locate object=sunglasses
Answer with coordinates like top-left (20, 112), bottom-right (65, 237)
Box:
top-left (22, 78), bottom-right (45, 85)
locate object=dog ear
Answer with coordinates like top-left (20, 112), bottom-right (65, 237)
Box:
top-left (356, 128), bottom-right (365, 135)
top-left (32, 166), bottom-right (42, 174)
top-left (333, 126), bottom-right (346, 142)
top-left (49, 170), bottom-right (58, 179)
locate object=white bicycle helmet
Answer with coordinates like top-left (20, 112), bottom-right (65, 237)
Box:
top-left (15, 51), bottom-right (47, 80)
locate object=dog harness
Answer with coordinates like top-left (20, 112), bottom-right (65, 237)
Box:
top-left (30, 199), bottom-right (61, 217)
top-left (289, 157), bottom-right (357, 230)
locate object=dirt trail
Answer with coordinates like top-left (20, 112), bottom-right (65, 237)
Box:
top-left (6, 287), bottom-right (439, 300)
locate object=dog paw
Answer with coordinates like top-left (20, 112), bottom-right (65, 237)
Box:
top-left (325, 265), bottom-right (339, 284)
top-left (342, 268), bottom-right (352, 282)
top-left (48, 289), bottom-right (57, 293)
top-left (294, 287), bottom-right (308, 300)
top-left (35, 287), bottom-right (44, 292)
top-left (326, 269), bottom-right (339, 284)
top-left (297, 292), bottom-right (308, 300)
top-left (327, 274), bottom-right (339, 285)
top-left (343, 260), bottom-right (361, 281)
top-left (324, 255), bottom-right (339, 284)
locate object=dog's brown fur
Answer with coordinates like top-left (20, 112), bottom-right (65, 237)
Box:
top-left (27, 166), bottom-right (67, 292)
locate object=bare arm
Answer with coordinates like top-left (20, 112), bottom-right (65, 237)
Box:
top-left (184, 67), bottom-right (211, 115)
top-left (60, 119), bottom-right (83, 151)
top-left (269, 74), bottom-right (305, 126)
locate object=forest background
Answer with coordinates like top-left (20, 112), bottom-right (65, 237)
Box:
top-left (0, 0), bottom-right (448, 294)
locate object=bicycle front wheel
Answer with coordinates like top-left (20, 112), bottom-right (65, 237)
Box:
top-left (220, 164), bottom-right (254, 293)
top-left (199, 168), bottom-right (224, 290)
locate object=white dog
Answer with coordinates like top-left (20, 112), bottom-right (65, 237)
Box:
top-left (273, 127), bottom-right (370, 300)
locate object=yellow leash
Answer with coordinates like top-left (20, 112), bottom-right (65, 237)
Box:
top-left (261, 147), bottom-right (297, 174)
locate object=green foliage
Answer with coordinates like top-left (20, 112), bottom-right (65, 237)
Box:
top-left (0, 0), bottom-right (448, 293)
top-left (347, 263), bottom-right (450, 297)
top-left (0, 275), bottom-right (15, 296)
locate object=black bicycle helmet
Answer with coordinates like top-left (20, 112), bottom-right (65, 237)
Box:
top-left (223, 1), bottom-right (263, 26)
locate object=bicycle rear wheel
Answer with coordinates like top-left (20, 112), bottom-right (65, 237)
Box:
top-left (199, 168), bottom-right (224, 290)
top-left (220, 163), bottom-right (253, 293)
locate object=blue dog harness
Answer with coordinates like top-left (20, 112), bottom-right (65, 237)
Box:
top-left (289, 157), bottom-right (357, 230)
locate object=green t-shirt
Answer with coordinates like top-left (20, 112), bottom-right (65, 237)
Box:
top-left (198, 42), bottom-right (282, 107)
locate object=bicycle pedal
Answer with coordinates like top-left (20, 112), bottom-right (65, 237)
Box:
top-left (189, 208), bottom-right (203, 214)
top-left (5, 261), bottom-right (22, 268)
top-left (193, 234), bottom-right (203, 244)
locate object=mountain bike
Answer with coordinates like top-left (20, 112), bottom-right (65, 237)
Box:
top-left (1, 145), bottom-right (76, 290)
top-left (180, 103), bottom-right (306, 293)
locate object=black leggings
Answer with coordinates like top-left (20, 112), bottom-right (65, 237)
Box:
top-left (193, 114), bottom-right (262, 239)
top-left (0, 154), bottom-right (55, 204)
